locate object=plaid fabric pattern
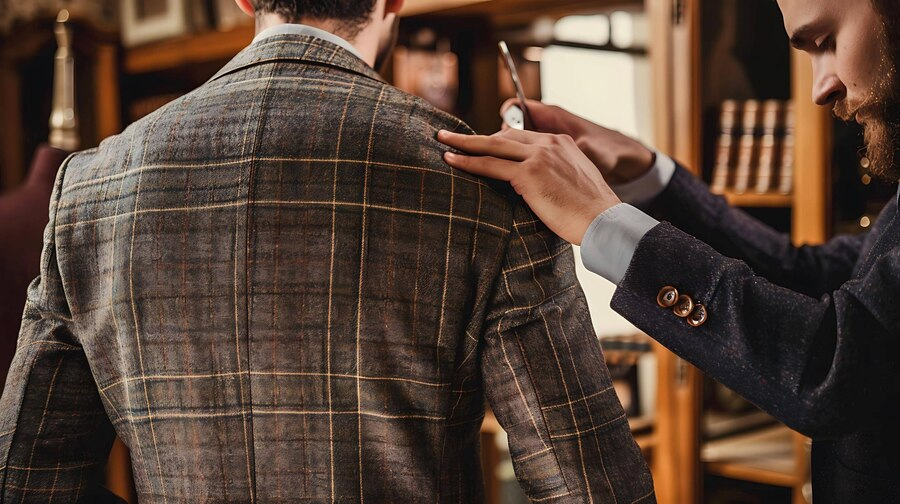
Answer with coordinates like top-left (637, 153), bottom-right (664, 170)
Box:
top-left (0, 35), bottom-right (654, 503)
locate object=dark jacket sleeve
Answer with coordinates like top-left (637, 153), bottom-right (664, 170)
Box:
top-left (645, 165), bottom-right (866, 297)
top-left (0, 156), bottom-right (117, 502)
top-left (611, 221), bottom-right (897, 438)
top-left (480, 204), bottom-right (656, 504)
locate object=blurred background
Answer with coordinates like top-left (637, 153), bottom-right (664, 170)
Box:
top-left (1, 0), bottom-right (893, 503)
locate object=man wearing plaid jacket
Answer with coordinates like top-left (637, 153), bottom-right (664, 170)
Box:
top-left (0, 0), bottom-right (654, 502)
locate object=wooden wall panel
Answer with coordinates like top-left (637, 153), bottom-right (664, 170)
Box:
top-left (791, 49), bottom-right (831, 246)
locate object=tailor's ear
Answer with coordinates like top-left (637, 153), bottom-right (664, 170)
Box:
top-left (234, 0), bottom-right (254, 17)
top-left (384, 0), bottom-right (405, 16)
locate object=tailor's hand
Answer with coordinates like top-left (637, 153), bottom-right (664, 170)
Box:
top-left (503, 99), bottom-right (656, 185)
top-left (438, 128), bottom-right (621, 246)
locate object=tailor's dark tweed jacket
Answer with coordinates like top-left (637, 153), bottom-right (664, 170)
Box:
top-left (613, 165), bottom-right (900, 503)
top-left (0, 35), bottom-right (654, 503)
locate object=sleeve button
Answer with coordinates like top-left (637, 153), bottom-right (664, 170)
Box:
top-left (657, 286), bottom-right (679, 308)
top-left (687, 304), bottom-right (708, 327)
top-left (672, 295), bottom-right (694, 318)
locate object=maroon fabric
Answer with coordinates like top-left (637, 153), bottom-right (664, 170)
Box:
top-left (0, 144), bottom-right (68, 391)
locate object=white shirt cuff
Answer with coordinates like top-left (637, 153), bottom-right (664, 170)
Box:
top-left (580, 203), bottom-right (660, 285)
top-left (610, 152), bottom-right (677, 206)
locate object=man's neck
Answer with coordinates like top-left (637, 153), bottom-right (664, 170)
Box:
top-left (255, 13), bottom-right (378, 67)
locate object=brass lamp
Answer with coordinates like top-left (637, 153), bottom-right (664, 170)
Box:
top-left (49, 9), bottom-right (80, 152)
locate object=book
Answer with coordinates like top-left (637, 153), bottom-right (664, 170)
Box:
top-left (732, 100), bottom-right (761, 194)
top-left (710, 99), bottom-right (795, 198)
top-left (711, 100), bottom-right (740, 194)
top-left (755, 100), bottom-right (784, 194)
top-left (778, 101), bottom-right (795, 195)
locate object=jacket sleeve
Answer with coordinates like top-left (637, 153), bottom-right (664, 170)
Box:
top-left (0, 156), bottom-right (117, 503)
top-left (645, 165), bottom-right (866, 297)
top-left (612, 222), bottom-right (897, 438)
top-left (480, 204), bottom-right (656, 504)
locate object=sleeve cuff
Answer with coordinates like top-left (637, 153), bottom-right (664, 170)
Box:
top-left (580, 203), bottom-right (660, 285)
top-left (610, 152), bottom-right (677, 206)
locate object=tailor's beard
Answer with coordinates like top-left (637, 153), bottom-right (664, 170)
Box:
top-left (833, 27), bottom-right (900, 180)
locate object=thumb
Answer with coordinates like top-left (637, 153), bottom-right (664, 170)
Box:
top-left (500, 99), bottom-right (563, 134)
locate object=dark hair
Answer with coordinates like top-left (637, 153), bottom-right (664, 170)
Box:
top-left (252, 1), bottom-right (379, 37)
top-left (872, 0), bottom-right (900, 67)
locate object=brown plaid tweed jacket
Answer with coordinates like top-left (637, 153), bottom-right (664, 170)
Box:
top-left (0, 35), bottom-right (654, 503)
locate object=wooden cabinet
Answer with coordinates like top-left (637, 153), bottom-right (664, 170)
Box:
top-left (648, 0), bottom-right (831, 502)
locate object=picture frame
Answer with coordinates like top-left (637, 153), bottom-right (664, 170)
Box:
top-left (121, 0), bottom-right (200, 47)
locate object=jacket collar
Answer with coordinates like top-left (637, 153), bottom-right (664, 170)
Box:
top-left (210, 34), bottom-right (386, 85)
top-left (252, 23), bottom-right (364, 60)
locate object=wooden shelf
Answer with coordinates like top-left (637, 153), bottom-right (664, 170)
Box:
top-left (705, 410), bottom-right (777, 440)
top-left (628, 415), bottom-right (654, 433)
top-left (124, 25), bottom-right (255, 75)
top-left (403, 0), bottom-right (640, 26)
top-left (123, 0), bottom-right (636, 75)
top-left (702, 425), bottom-right (801, 488)
top-left (630, 415), bottom-right (657, 452)
top-left (720, 190), bottom-right (793, 208)
top-left (401, 0), bottom-right (492, 16)
top-left (706, 460), bottom-right (799, 488)
top-left (633, 433), bottom-right (657, 452)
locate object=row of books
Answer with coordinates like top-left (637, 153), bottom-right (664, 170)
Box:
top-left (711, 99), bottom-right (795, 195)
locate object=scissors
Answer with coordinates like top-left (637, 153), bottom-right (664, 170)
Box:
top-left (498, 41), bottom-right (534, 130)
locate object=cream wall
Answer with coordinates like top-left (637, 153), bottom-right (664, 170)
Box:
top-left (541, 43), bottom-right (654, 339)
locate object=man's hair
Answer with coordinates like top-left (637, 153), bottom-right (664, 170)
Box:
top-left (873, 0), bottom-right (900, 71)
top-left (252, 1), bottom-right (379, 38)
